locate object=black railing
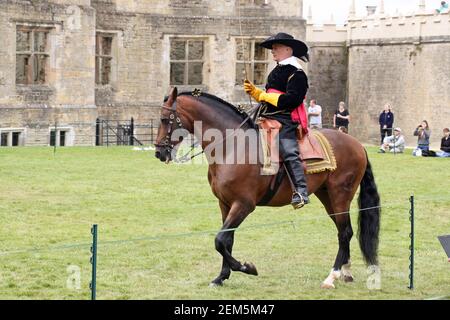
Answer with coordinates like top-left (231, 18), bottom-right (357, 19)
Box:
top-left (96, 118), bottom-right (156, 146)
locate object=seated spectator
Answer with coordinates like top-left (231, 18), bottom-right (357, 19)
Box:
top-left (413, 120), bottom-right (431, 156)
top-left (379, 127), bottom-right (405, 153)
top-left (436, 1), bottom-right (449, 13)
top-left (436, 128), bottom-right (450, 158)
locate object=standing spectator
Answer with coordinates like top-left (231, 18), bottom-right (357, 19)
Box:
top-left (308, 99), bottom-right (322, 129)
top-left (378, 127), bottom-right (405, 153)
top-left (436, 128), bottom-right (450, 157)
top-left (412, 120), bottom-right (431, 156)
top-left (378, 103), bottom-right (394, 144)
top-left (436, 1), bottom-right (449, 13)
top-left (333, 101), bottom-right (350, 130)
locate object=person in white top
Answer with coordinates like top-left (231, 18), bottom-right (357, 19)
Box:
top-left (308, 99), bottom-right (322, 129)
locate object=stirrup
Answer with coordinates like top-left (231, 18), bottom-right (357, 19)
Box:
top-left (291, 192), bottom-right (306, 210)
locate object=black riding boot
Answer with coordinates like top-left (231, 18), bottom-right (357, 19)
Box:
top-left (275, 118), bottom-right (310, 209)
top-left (284, 158), bottom-right (310, 209)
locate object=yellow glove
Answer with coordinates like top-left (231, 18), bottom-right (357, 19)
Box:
top-left (258, 92), bottom-right (281, 107)
top-left (244, 80), bottom-right (263, 102)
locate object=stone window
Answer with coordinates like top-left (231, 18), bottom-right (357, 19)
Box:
top-left (235, 39), bottom-right (269, 86)
top-left (0, 129), bottom-right (24, 146)
top-left (0, 133), bottom-right (7, 146)
top-left (16, 27), bottom-right (50, 85)
top-left (96, 34), bottom-right (114, 85)
top-left (170, 39), bottom-right (205, 85)
top-left (49, 128), bottom-right (72, 147)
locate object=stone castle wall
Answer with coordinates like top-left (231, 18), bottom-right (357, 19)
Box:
top-left (92, 0), bottom-right (305, 110)
top-left (307, 7), bottom-right (450, 148)
top-left (306, 23), bottom-right (348, 127)
top-left (0, 0), bottom-right (306, 146)
top-left (1, 0), bottom-right (449, 148)
top-left (0, 0), bottom-right (96, 145)
top-left (347, 10), bottom-right (450, 148)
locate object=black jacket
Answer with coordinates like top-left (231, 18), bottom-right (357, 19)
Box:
top-left (379, 111), bottom-right (394, 128)
top-left (441, 136), bottom-right (450, 152)
top-left (263, 64), bottom-right (308, 118)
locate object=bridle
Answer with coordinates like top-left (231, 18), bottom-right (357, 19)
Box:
top-left (154, 102), bottom-right (183, 157)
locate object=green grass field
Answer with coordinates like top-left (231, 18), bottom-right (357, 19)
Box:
top-left (0, 146), bottom-right (448, 300)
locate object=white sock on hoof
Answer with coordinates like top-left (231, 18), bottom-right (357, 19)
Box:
top-left (366, 265), bottom-right (381, 290)
top-left (322, 269), bottom-right (341, 288)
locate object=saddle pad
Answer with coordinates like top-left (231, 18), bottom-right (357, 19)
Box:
top-left (304, 130), bottom-right (337, 174)
top-left (258, 118), bottom-right (337, 175)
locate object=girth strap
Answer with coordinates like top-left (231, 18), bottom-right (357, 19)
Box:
top-left (256, 165), bottom-right (286, 206)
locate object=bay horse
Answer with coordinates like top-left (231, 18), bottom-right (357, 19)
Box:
top-left (155, 87), bottom-right (380, 289)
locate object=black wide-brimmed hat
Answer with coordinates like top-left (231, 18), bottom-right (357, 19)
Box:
top-left (260, 32), bottom-right (309, 61)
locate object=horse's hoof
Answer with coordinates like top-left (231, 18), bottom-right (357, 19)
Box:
top-left (209, 280), bottom-right (223, 287)
top-left (342, 275), bottom-right (354, 283)
top-left (242, 262), bottom-right (258, 276)
top-left (320, 282), bottom-right (335, 289)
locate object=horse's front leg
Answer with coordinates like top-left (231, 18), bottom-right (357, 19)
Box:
top-left (210, 230), bottom-right (234, 287)
top-left (210, 201), bottom-right (233, 287)
top-left (210, 201), bottom-right (257, 286)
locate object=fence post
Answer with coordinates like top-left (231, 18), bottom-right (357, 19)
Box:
top-left (95, 118), bottom-right (100, 146)
top-left (116, 121), bottom-right (119, 145)
top-left (106, 120), bottom-right (109, 147)
top-left (90, 224), bottom-right (98, 300)
top-left (53, 120), bottom-right (57, 155)
top-left (408, 195), bottom-right (414, 290)
top-left (130, 117), bottom-right (134, 146)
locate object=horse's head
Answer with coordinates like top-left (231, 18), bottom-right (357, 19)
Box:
top-left (155, 87), bottom-right (186, 163)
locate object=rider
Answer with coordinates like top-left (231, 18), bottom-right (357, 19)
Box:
top-left (244, 32), bottom-right (310, 209)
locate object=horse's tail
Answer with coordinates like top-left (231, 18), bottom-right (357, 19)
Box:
top-left (357, 152), bottom-right (380, 266)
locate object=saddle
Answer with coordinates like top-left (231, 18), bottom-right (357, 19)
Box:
top-left (257, 117), bottom-right (337, 175)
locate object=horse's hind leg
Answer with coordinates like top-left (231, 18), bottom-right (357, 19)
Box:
top-left (210, 200), bottom-right (257, 286)
top-left (330, 211), bottom-right (354, 284)
top-left (315, 189), bottom-right (354, 289)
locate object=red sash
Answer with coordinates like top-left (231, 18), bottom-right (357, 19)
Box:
top-left (267, 88), bottom-right (309, 134)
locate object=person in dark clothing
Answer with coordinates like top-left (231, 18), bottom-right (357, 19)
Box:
top-left (437, 128), bottom-right (450, 157)
top-left (244, 32), bottom-right (309, 209)
top-left (379, 103), bottom-right (394, 144)
top-left (333, 102), bottom-right (350, 130)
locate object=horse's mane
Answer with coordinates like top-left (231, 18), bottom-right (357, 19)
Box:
top-left (178, 91), bottom-right (256, 128)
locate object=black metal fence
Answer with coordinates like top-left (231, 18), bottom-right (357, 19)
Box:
top-left (95, 118), bottom-right (157, 147)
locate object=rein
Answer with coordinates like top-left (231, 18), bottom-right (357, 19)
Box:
top-left (178, 107), bottom-right (258, 163)
top-left (157, 94), bottom-right (259, 164)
